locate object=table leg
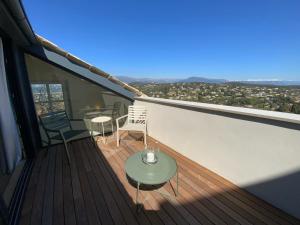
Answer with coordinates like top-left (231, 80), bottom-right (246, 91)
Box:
top-left (92, 129), bottom-right (96, 146)
top-left (176, 169), bottom-right (179, 196)
top-left (92, 129), bottom-right (94, 142)
top-left (136, 182), bottom-right (142, 213)
top-left (101, 122), bottom-right (105, 143)
top-left (98, 122), bottom-right (101, 142)
top-left (136, 182), bottom-right (140, 204)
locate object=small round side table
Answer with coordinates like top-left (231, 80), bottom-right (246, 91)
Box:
top-left (125, 151), bottom-right (178, 212)
top-left (91, 116), bottom-right (113, 143)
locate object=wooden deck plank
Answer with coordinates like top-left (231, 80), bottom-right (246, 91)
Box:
top-left (177, 170), bottom-right (252, 225)
top-left (178, 149), bottom-right (299, 225)
top-left (62, 148), bottom-right (77, 225)
top-left (19, 135), bottom-right (300, 225)
top-left (177, 162), bottom-right (275, 225)
top-left (177, 164), bottom-right (265, 225)
top-left (53, 146), bottom-right (64, 225)
top-left (69, 143), bottom-right (89, 225)
top-left (87, 141), bottom-right (140, 225)
top-left (90, 141), bottom-right (152, 225)
top-left (73, 141), bottom-right (102, 225)
top-left (19, 151), bottom-right (44, 225)
top-left (30, 150), bottom-right (49, 225)
top-left (170, 175), bottom-right (239, 225)
top-left (41, 148), bottom-right (56, 225)
top-left (84, 141), bottom-right (127, 225)
top-left (78, 142), bottom-right (114, 225)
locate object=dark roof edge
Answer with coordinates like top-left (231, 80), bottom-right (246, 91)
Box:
top-left (35, 34), bottom-right (145, 97)
top-left (2, 0), bottom-right (37, 45)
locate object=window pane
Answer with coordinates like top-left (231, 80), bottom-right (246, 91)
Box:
top-left (31, 84), bottom-right (48, 103)
top-left (49, 84), bottom-right (64, 101)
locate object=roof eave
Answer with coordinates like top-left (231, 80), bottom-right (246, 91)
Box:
top-left (35, 34), bottom-right (145, 97)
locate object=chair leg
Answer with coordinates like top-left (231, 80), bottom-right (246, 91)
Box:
top-left (46, 139), bottom-right (52, 154)
top-left (92, 136), bottom-right (97, 147)
top-left (59, 131), bottom-right (71, 163)
top-left (63, 140), bottom-right (71, 164)
top-left (144, 131), bottom-right (147, 148)
top-left (117, 129), bottom-right (120, 147)
top-left (91, 130), bottom-right (97, 147)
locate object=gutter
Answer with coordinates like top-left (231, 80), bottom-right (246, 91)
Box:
top-left (2, 0), bottom-right (37, 45)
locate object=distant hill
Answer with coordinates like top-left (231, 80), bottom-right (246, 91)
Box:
top-left (180, 76), bottom-right (227, 83)
top-left (234, 80), bottom-right (300, 86)
top-left (116, 76), bottom-right (180, 84)
top-left (117, 76), bottom-right (300, 86)
top-left (117, 76), bottom-right (227, 84)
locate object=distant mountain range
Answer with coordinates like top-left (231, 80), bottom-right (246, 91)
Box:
top-left (116, 76), bottom-right (180, 84)
top-left (117, 76), bottom-right (300, 86)
top-left (231, 80), bottom-right (300, 86)
top-left (117, 76), bottom-right (227, 84)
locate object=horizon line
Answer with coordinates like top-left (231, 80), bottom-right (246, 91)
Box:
top-left (116, 75), bottom-right (300, 82)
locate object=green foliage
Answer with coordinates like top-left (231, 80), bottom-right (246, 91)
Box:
top-left (132, 82), bottom-right (300, 115)
top-left (291, 103), bottom-right (300, 114)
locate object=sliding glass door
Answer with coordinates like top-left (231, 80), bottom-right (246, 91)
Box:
top-left (0, 37), bottom-right (27, 225)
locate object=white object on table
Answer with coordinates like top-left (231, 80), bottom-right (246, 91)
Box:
top-left (146, 152), bottom-right (155, 162)
top-left (91, 116), bottom-right (113, 143)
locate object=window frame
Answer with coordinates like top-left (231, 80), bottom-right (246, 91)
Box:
top-left (31, 82), bottom-right (66, 114)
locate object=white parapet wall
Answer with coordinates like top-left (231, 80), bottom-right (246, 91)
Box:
top-left (134, 97), bottom-right (300, 219)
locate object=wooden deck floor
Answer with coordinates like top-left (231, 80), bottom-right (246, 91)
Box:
top-left (19, 133), bottom-right (300, 225)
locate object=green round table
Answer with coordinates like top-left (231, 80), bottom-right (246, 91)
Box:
top-left (125, 151), bottom-right (178, 208)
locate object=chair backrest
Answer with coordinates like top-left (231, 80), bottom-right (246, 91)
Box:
top-left (127, 105), bottom-right (147, 126)
top-left (39, 111), bottom-right (71, 132)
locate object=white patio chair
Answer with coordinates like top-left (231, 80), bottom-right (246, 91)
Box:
top-left (116, 105), bottom-right (147, 147)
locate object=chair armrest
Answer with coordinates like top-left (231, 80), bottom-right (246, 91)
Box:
top-left (69, 119), bottom-right (84, 121)
top-left (116, 114), bottom-right (128, 121)
top-left (69, 118), bottom-right (84, 125)
top-left (42, 127), bottom-right (60, 133)
top-left (116, 114), bottom-right (128, 128)
top-left (100, 107), bottom-right (113, 111)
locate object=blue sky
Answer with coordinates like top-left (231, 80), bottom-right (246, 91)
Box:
top-left (23, 0), bottom-right (300, 80)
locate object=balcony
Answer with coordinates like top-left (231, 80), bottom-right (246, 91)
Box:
top-left (11, 33), bottom-right (300, 225)
top-left (1, 2), bottom-right (300, 225)
top-left (20, 45), bottom-right (300, 225)
top-left (19, 131), bottom-right (299, 224)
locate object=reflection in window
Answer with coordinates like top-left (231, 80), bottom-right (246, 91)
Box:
top-left (31, 83), bottom-right (65, 115)
top-left (25, 54), bottom-right (131, 146)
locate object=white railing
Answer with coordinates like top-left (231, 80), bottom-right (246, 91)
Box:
top-left (134, 96), bottom-right (300, 219)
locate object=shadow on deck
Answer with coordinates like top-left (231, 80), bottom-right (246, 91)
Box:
top-left (19, 133), bottom-right (300, 225)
